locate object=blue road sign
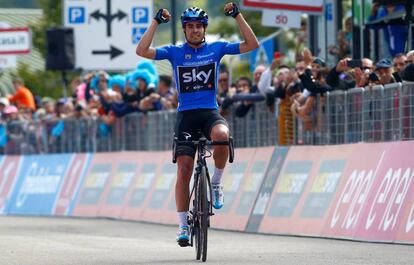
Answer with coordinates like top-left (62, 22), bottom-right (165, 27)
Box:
top-left (132, 27), bottom-right (147, 44)
top-left (69, 7), bottom-right (85, 24)
top-left (132, 7), bottom-right (149, 24)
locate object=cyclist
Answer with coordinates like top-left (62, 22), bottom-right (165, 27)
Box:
top-left (136, 2), bottom-right (259, 246)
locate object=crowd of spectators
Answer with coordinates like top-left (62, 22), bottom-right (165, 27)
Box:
top-left (1, 60), bottom-right (177, 124)
top-left (1, 47), bottom-right (413, 149)
top-left (254, 48), bottom-right (414, 145)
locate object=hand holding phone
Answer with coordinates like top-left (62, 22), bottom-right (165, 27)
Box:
top-left (347, 59), bottom-right (363, 68)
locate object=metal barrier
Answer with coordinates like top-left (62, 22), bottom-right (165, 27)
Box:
top-left (299, 82), bottom-right (414, 145)
top-left (0, 103), bottom-right (278, 154)
top-left (1, 82), bottom-right (413, 154)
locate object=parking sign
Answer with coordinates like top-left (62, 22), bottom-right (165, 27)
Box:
top-left (132, 7), bottom-right (149, 24)
top-left (68, 7), bottom-right (85, 24)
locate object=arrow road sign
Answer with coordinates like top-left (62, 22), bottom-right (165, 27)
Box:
top-left (65, 0), bottom-right (153, 70)
top-left (90, 0), bottom-right (127, 37)
top-left (92, 45), bottom-right (123, 59)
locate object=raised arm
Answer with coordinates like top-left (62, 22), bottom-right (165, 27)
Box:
top-left (224, 2), bottom-right (259, 54)
top-left (136, 9), bottom-right (170, 59)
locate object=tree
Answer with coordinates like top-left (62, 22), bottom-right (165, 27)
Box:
top-left (15, 0), bottom-right (67, 99)
top-left (32, 0), bottom-right (63, 57)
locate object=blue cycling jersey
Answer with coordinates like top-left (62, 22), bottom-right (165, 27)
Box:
top-left (155, 41), bottom-right (240, 111)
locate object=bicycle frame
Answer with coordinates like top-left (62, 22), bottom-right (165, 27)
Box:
top-left (172, 136), bottom-right (234, 261)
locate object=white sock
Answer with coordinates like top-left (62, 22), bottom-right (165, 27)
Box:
top-left (212, 167), bottom-right (224, 185)
top-left (178, 212), bottom-right (188, 227)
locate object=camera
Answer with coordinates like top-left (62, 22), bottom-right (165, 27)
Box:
top-left (369, 72), bottom-right (379, 82)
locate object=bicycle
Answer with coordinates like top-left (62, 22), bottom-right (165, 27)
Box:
top-left (172, 135), bottom-right (234, 262)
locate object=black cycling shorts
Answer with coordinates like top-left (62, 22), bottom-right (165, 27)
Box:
top-left (174, 108), bottom-right (228, 158)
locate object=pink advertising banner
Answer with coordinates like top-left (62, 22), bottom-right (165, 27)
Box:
top-left (97, 152), bottom-right (165, 219)
top-left (290, 145), bottom-right (353, 236)
top-left (71, 153), bottom-right (117, 217)
top-left (120, 152), bottom-right (168, 222)
top-left (212, 147), bottom-right (274, 231)
top-left (0, 156), bottom-right (21, 214)
top-left (323, 143), bottom-right (397, 240)
top-left (137, 152), bottom-right (175, 224)
top-left (259, 145), bottom-right (355, 235)
top-left (353, 142), bottom-right (414, 243)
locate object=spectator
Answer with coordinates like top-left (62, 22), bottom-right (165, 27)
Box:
top-left (406, 50), bottom-right (414, 64)
top-left (233, 76), bottom-right (255, 117)
top-left (218, 70), bottom-right (230, 98)
top-left (8, 77), bottom-right (36, 112)
top-left (70, 77), bottom-right (82, 99)
top-left (80, 72), bottom-right (95, 103)
top-left (401, 50), bottom-right (414, 81)
top-left (107, 75), bottom-right (125, 102)
top-left (0, 97), bottom-right (9, 120)
top-left (291, 49), bottom-right (330, 132)
top-left (392, 53), bottom-right (407, 82)
top-left (71, 102), bottom-right (88, 119)
top-left (311, 57), bottom-right (326, 78)
top-left (157, 75), bottom-right (176, 110)
top-left (375, 58), bottom-right (396, 85)
top-left (134, 69), bottom-right (159, 112)
top-left (3, 105), bottom-right (24, 154)
top-left (258, 58), bottom-right (296, 145)
top-left (327, 58), bottom-right (374, 90)
top-left (252, 64), bottom-right (266, 92)
top-left (41, 97), bottom-right (57, 120)
top-left (55, 98), bottom-right (74, 119)
top-left (109, 72), bottom-right (140, 117)
top-left (136, 60), bottom-right (159, 89)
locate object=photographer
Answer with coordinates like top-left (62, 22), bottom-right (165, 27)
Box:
top-left (258, 57), bottom-right (298, 145)
top-left (327, 58), bottom-right (374, 90)
top-left (291, 49), bottom-right (331, 131)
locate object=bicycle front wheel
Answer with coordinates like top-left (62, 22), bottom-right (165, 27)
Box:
top-left (199, 166), bottom-right (209, 262)
top-left (194, 165), bottom-right (209, 261)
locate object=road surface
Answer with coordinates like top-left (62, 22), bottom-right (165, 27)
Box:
top-left (0, 216), bottom-right (413, 264)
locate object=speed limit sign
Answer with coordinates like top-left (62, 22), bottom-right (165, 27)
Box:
top-left (261, 9), bottom-right (301, 29)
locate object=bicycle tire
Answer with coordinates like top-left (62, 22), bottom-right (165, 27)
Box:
top-left (200, 166), bottom-right (209, 262)
top-left (194, 173), bottom-right (202, 260)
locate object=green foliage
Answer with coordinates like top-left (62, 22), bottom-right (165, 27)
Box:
top-left (207, 5), bottom-right (276, 38)
top-left (225, 61), bottom-right (251, 83)
top-left (15, 63), bottom-right (64, 98)
top-left (233, 62), bottom-right (251, 81)
top-left (31, 0), bottom-right (62, 57)
top-left (13, 0), bottom-right (68, 99)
